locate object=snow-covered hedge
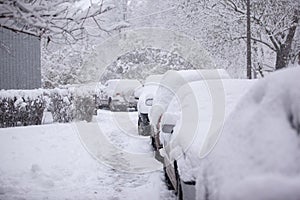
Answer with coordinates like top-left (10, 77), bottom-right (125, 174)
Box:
top-left (46, 89), bottom-right (74, 123)
top-left (72, 90), bottom-right (96, 122)
top-left (0, 87), bottom-right (99, 128)
top-left (0, 91), bottom-right (45, 128)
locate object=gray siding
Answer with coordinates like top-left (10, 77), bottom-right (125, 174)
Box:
top-left (0, 27), bottom-right (41, 89)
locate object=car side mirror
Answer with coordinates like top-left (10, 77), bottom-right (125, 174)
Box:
top-left (161, 124), bottom-right (175, 134)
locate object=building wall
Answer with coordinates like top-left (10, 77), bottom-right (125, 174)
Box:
top-left (0, 27), bottom-right (41, 89)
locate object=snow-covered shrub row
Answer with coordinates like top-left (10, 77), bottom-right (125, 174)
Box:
top-left (50, 87), bottom-right (102, 123)
top-left (0, 87), bottom-right (99, 127)
top-left (0, 90), bottom-right (45, 128)
top-left (47, 87), bottom-right (98, 123)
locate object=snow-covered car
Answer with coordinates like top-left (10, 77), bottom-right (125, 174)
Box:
top-left (137, 75), bottom-right (163, 136)
top-left (149, 69), bottom-right (231, 150)
top-left (160, 79), bottom-right (255, 200)
top-left (103, 79), bottom-right (142, 111)
top-left (194, 67), bottom-right (300, 200)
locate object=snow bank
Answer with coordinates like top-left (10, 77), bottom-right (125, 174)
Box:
top-left (195, 67), bottom-right (300, 199)
top-left (0, 111), bottom-right (173, 200)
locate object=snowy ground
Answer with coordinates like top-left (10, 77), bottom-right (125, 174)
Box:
top-left (0, 110), bottom-right (175, 200)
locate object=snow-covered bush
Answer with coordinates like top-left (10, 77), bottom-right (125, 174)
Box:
top-left (45, 87), bottom-right (98, 123)
top-left (0, 90), bottom-right (45, 128)
top-left (0, 86), bottom-right (99, 127)
top-left (73, 93), bottom-right (95, 122)
top-left (48, 89), bottom-right (74, 123)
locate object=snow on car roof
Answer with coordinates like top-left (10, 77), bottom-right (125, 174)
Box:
top-left (135, 75), bottom-right (163, 99)
top-left (105, 79), bottom-right (141, 85)
top-left (149, 69), bottom-right (231, 128)
top-left (138, 74), bottom-right (164, 97)
top-left (144, 74), bottom-right (164, 85)
top-left (104, 79), bottom-right (142, 96)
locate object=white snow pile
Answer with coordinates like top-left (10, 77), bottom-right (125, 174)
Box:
top-left (0, 111), bottom-right (174, 200)
top-left (195, 67), bottom-right (300, 200)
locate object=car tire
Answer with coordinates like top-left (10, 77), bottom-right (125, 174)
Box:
top-left (164, 167), bottom-right (175, 190)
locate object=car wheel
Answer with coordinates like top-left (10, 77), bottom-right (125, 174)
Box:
top-left (164, 167), bottom-right (175, 190)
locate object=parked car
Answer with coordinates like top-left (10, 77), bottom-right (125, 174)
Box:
top-left (137, 75), bottom-right (163, 136)
top-left (194, 68), bottom-right (300, 200)
top-left (103, 79), bottom-right (142, 111)
top-left (160, 79), bottom-right (255, 200)
top-left (149, 69), bottom-right (231, 150)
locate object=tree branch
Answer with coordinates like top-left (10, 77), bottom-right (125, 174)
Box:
top-left (0, 0), bottom-right (115, 42)
top-left (233, 36), bottom-right (277, 51)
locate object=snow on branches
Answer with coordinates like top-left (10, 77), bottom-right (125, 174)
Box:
top-left (0, 0), bottom-right (116, 43)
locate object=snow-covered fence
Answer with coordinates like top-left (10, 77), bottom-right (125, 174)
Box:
top-left (0, 87), bottom-right (100, 128)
